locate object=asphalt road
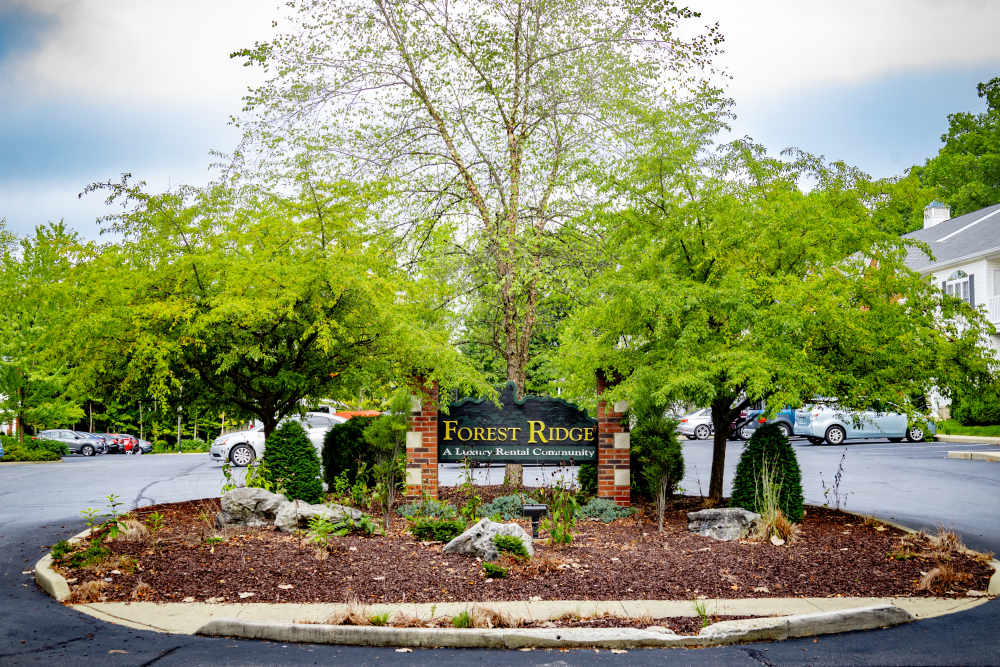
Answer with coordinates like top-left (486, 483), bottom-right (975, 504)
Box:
top-left (1, 444), bottom-right (998, 666)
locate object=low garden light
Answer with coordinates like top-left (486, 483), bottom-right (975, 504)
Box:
top-left (521, 503), bottom-right (548, 539)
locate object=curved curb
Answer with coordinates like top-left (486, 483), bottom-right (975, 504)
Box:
top-left (194, 604), bottom-right (914, 649)
top-left (33, 527), bottom-right (92, 602)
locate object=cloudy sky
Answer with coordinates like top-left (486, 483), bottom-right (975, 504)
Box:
top-left (1, 0), bottom-right (998, 238)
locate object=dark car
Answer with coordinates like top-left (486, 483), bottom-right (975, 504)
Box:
top-left (36, 429), bottom-right (107, 456)
top-left (102, 433), bottom-right (138, 454)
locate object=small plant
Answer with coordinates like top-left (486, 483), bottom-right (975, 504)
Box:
top-left (80, 507), bottom-right (101, 534)
top-left (492, 534), bottom-right (529, 559)
top-left (331, 471), bottom-right (352, 502)
top-left (369, 612), bottom-right (391, 626)
top-left (146, 511), bottom-right (164, 547)
top-left (693, 599), bottom-right (710, 628)
top-left (308, 515), bottom-right (338, 546)
top-left (479, 494), bottom-right (536, 521)
top-left (579, 498), bottom-right (634, 523)
top-left (460, 492), bottom-right (482, 525)
top-left (409, 517), bottom-right (465, 542)
top-left (220, 461), bottom-right (237, 494)
top-left (483, 562), bottom-right (509, 578)
top-left (396, 497), bottom-right (458, 520)
top-left (541, 486), bottom-right (578, 546)
top-left (576, 463), bottom-right (597, 499)
top-left (204, 536), bottom-right (225, 545)
top-left (451, 610), bottom-right (473, 628)
top-left (820, 449), bottom-right (849, 510)
top-left (889, 545), bottom-right (918, 560)
top-left (753, 460), bottom-right (799, 544)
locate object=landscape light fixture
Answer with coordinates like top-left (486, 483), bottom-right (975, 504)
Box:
top-left (521, 503), bottom-right (548, 539)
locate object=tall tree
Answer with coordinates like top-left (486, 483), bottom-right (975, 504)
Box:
top-left (920, 77), bottom-right (1000, 216)
top-left (232, 0), bottom-right (724, 394)
top-left (557, 139), bottom-right (996, 502)
top-left (0, 221), bottom-right (87, 439)
top-left (73, 178), bottom-right (482, 438)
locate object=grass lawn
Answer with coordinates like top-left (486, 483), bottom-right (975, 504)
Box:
top-left (935, 419), bottom-right (1000, 437)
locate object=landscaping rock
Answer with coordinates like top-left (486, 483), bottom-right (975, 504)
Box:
top-left (442, 518), bottom-right (534, 561)
top-left (687, 508), bottom-right (760, 541)
top-left (216, 488), bottom-right (288, 528)
top-left (273, 499), bottom-right (363, 532)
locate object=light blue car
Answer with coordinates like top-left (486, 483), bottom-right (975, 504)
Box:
top-left (794, 401), bottom-right (935, 445)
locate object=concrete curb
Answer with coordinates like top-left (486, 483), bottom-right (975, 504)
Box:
top-left (194, 604), bottom-right (914, 649)
top-left (33, 527), bottom-right (92, 603)
top-left (935, 434), bottom-right (1000, 445)
top-left (946, 450), bottom-right (1000, 462)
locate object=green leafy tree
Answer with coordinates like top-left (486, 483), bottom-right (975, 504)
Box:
top-left (233, 0), bottom-right (724, 394)
top-left (730, 424), bottom-right (803, 523)
top-left (0, 221), bottom-right (88, 439)
top-left (557, 138), bottom-right (996, 502)
top-left (261, 420), bottom-right (324, 503)
top-left (74, 177), bottom-right (482, 439)
top-left (920, 77), bottom-right (1000, 216)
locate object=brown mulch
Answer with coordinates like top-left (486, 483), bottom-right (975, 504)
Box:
top-left (56, 489), bottom-right (994, 606)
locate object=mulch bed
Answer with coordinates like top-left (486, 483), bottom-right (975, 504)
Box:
top-left (55, 487), bottom-right (994, 607)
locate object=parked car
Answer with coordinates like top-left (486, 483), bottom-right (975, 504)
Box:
top-left (136, 439), bottom-right (153, 454)
top-left (35, 429), bottom-right (107, 456)
top-left (210, 412), bottom-right (347, 466)
top-left (737, 407), bottom-right (796, 440)
top-left (101, 433), bottom-right (138, 454)
top-left (677, 408), bottom-right (713, 440)
top-left (794, 401), bottom-right (935, 445)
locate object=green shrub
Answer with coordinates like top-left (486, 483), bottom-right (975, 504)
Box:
top-left (0, 436), bottom-right (62, 462)
top-left (579, 497), bottom-right (634, 523)
top-left (950, 384), bottom-right (1000, 426)
top-left (262, 421), bottom-right (324, 503)
top-left (577, 463), bottom-right (597, 498)
top-left (630, 415), bottom-right (684, 501)
top-left (730, 423), bottom-right (804, 523)
top-left (178, 438), bottom-right (209, 452)
top-left (479, 494), bottom-right (536, 520)
top-left (396, 497), bottom-right (458, 520)
top-left (409, 517), bottom-right (465, 542)
top-left (492, 534), bottom-right (529, 559)
top-left (541, 486), bottom-right (578, 545)
top-left (452, 610), bottom-right (473, 628)
top-left (322, 416), bottom-right (378, 489)
top-left (152, 440), bottom-right (172, 453)
top-left (483, 562), bottom-right (508, 578)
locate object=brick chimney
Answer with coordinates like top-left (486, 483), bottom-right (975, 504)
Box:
top-left (923, 200), bottom-right (951, 229)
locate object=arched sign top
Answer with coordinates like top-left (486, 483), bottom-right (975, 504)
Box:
top-left (438, 382), bottom-right (598, 464)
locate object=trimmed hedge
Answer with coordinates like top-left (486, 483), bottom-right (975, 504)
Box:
top-left (630, 414), bottom-right (684, 501)
top-left (0, 435), bottom-right (64, 462)
top-left (322, 416), bottom-right (377, 489)
top-left (730, 423), bottom-right (804, 523)
top-left (262, 421), bottom-right (324, 503)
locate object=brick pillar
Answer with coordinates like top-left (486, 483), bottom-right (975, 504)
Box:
top-left (596, 371), bottom-right (630, 507)
top-left (405, 379), bottom-right (439, 499)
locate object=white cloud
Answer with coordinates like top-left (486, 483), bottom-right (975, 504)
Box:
top-left (696, 0), bottom-right (1000, 100)
top-left (5, 0), bottom-right (277, 107)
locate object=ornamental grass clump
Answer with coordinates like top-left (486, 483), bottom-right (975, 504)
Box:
top-left (731, 423), bottom-right (804, 523)
top-left (262, 420), bottom-right (324, 504)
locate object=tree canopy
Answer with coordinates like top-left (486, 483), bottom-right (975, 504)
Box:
top-left (556, 138), bottom-right (996, 500)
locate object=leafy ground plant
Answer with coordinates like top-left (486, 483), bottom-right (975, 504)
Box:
top-left (409, 517), bottom-right (465, 542)
top-left (578, 498), bottom-right (634, 523)
top-left (541, 486), bottom-right (578, 546)
top-left (482, 562), bottom-right (509, 578)
top-left (492, 534), bottom-right (529, 559)
top-left (396, 497), bottom-right (458, 520)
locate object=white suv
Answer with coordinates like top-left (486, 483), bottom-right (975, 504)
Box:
top-left (210, 412), bottom-right (346, 466)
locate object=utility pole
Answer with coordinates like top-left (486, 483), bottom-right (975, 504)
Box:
top-left (176, 385), bottom-right (182, 451)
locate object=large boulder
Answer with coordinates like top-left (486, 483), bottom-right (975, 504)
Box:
top-left (687, 508), bottom-right (760, 541)
top-left (442, 518), bottom-right (534, 561)
top-left (216, 488), bottom-right (287, 528)
top-left (273, 499), bottom-right (363, 532)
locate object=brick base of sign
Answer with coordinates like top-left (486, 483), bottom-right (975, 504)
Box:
top-left (596, 374), bottom-right (630, 507)
top-left (406, 380), bottom-right (439, 499)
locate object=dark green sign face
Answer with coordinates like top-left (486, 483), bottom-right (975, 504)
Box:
top-left (438, 383), bottom-right (597, 464)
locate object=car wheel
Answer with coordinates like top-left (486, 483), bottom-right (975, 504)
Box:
top-left (694, 424), bottom-right (712, 440)
top-left (81, 444), bottom-right (95, 457)
top-left (824, 425), bottom-right (846, 446)
top-left (888, 437), bottom-right (903, 443)
top-left (775, 423), bottom-right (792, 439)
top-left (739, 426), bottom-right (755, 440)
top-left (906, 425), bottom-right (924, 442)
top-left (229, 444), bottom-right (256, 467)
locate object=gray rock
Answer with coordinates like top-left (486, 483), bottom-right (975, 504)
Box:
top-left (273, 499), bottom-right (363, 532)
top-left (216, 488), bottom-right (288, 528)
top-left (442, 518), bottom-right (534, 561)
top-left (687, 508), bottom-right (760, 541)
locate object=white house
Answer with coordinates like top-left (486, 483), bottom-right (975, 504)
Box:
top-left (903, 200), bottom-right (1000, 416)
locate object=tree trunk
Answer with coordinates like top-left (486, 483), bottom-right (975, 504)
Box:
top-left (504, 374), bottom-right (526, 486)
top-left (708, 398), bottom-right (733, 503)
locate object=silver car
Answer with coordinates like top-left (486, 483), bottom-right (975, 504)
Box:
top-left (676, 408), bottom-right (713, 440)
top-left (36, 429), bottom-right (107, 456)
top-left (210, 412), bottom-right (346, 466)
top-left (794, 402), bottom-right (934, 445)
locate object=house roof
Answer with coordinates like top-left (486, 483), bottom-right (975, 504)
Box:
top-left (902, 202), bottom-right (1000, 272)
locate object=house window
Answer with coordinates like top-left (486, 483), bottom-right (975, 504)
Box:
top-left (943, 270), bottom-right (975, 306)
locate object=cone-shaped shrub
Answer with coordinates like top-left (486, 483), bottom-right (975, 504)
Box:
top-left (730, 423), bottom-right (804, 523)
top-left (263, 420), bottom-right (324, 504)
top-left (322, 416), bottom-right (377, 489)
